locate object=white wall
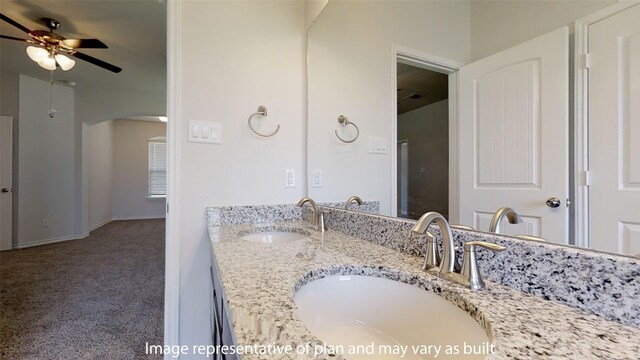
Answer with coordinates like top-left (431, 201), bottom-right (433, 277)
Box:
top-left (397, 100), bottom-right (449, 218)
top-left (307, 0), bottom-right (470, 214)
top-left (470, 0), bottom-right (614, 61)
top-left (0, 72), bottom-right (19, 119)
top-left (11, 74), bottom-right (165, 247)
top-left (18, 75), bottom-right (78, 247)
top-left (113, 119), bottom-right (166, 220)
top-left (175, 0), bottom-right (306, 353)
top-left (88, 120), bottom-right (114, 229)
top-left (76, 87), bottom-right (166, 126)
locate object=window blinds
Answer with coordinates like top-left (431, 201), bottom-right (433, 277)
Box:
top-left (148, 138), bottom-right (167, 197)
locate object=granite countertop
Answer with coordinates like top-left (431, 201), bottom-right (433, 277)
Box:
top-left (208, 221), bottom-right (640, 360)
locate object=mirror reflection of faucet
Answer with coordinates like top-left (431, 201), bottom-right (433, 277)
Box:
top-left (488, 207), bottom-right (523, 234)
top-left (412, 211), bottom-right (505, 290)
top-left (514, 234), bottom-right (547, 242)
top-left (451, 224), bottom-right (475, 231)
top-left (344, 195), bottom-right (363, 210)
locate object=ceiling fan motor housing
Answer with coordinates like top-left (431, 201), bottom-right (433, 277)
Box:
top-left (42, 17), bottom-right (60, 31)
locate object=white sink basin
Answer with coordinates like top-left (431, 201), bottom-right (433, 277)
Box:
top-left (295, 275), bottom-right (491, 359)
top-left (239, 231), bottom-right (308, 243)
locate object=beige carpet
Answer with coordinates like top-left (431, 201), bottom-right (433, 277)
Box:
top-left (0, 219), bottom-right (164, 359)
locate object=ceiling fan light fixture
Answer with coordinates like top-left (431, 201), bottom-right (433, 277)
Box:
top-left (26, 45), bottom-right (48, 62)
top-left (54, 53), bottom-right (75, 71)
top-left (38, 55), bottom-right (57, 71)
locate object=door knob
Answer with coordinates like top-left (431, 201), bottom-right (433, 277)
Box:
top-left (1, 188), bottom-right (10, 193)
top-left (546, 197), bottom-right (561, 208)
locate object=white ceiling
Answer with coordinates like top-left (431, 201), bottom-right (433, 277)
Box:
top-left (0, 0), bottom-right (166, 101)
top-left (397, 63), bottom-right (448, 115)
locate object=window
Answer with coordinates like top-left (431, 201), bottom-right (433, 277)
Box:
top-left (148, 136), bottom-right (166, 197)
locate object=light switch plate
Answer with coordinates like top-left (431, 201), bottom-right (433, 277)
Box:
top-left (369, 136), bottom-right (388, 154)
top-left (189, 120), bottom-right (221, 144)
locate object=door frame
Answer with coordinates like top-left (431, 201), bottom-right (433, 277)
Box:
top-left (574, 1), bottom-right (640, 248)
top-left (165, 0), bottom-right (181, 353)
top-left (0, 115), bottom-right (13, 251)
top-left (390, 44), bottom-right (463, 221)
top-left (397, 139), bottom-right (409, 217)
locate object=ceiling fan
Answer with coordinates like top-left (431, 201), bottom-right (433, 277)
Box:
top-left (0, 13), bottom-right (122, 73)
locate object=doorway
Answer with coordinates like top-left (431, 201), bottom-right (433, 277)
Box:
top-left (396, 63), bottom-right (449, 220)
top-left (0, 116), bottom-right (12, 250)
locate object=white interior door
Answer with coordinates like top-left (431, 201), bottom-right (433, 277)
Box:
top-left (0, 116), bottom-right (13, 250)
top-left (458, 27), bottom-right (569, 243)
top-left (588, 4), bottom-right (640, 255)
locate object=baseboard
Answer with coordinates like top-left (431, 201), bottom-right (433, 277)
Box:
top-left (111, 215), bottom-right (165, 221)
top-left (10, 216), bottom-right (165, 250)
top-left (14, 232), bottom-right (90, 249)
top-left (88, 218), bottom-right (113, 232)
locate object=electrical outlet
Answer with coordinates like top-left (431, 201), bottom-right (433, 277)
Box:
top-left (285, 169), bottom-right (295, 188)
top-left (312, 169), bottom-right (322, 188)
top-left (42, 218), bottom-right (49, 228)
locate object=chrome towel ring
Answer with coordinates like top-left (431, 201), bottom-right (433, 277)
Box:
top-left (248, 105), bottom-right (280, 138)
top-left (335, 115), bottom-right (359, 143)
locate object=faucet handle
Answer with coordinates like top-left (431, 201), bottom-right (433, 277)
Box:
top-left (466, 241), bottom-right (505, 252)
top-left (413, 231), bottom-right (462, 273)
top-left (420, 232), bottom-right (462, 272)
top-left (422, 232), bottom-right (440, 271)
top-left (461, 241), bottom-right (505, 290)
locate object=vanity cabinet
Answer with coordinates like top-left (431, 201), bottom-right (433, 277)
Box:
top-left (210, 252), bottom-right (239, 360)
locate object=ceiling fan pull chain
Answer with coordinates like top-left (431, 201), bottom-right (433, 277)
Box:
top-left (48, 70), bottom-right (56, 119)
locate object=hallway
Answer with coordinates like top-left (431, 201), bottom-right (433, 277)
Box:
top-left (0, 219), bottom-right (164, 359)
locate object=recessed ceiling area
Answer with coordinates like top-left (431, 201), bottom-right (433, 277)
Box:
top-left (397, 63), bottom-right (448, 115)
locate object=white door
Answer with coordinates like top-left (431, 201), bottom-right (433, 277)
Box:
top-left (0, 116), bottom-right (13, 250)
top-left (458, 27), bottom-right (569, 243)
top-left (588, 4), bottom-right (640, 255)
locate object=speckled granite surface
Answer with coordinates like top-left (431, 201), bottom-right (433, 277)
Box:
top-left (317, 207), bottom-right (640, 329)
top-left (206, 204), bottom-right (303, 226)
top-left (318, 201), bottom-right (380, 214)
top-left (208, 220), bottom-right (640, 360)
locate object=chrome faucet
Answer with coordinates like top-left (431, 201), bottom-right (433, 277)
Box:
top-left (488, 207), bottom-right (523, 233)
top-left (413, 211), bottom-right (505, 290)
top-left (296, 197), bottom-right (327, 232)
top-left (412, 212), bottom-right (456, 273)
top-left (344, 195), bottom-right (363, 210)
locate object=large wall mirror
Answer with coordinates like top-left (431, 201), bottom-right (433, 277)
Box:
top-left (306, 0), bottom-right (640, 257)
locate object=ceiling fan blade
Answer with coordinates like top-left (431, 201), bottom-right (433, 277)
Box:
top-left (0, 34), bottom-right (28, 42)
top-left (72, 51), bottom-right (122, 73)
top-left (62, 38), bottom-right (108, 49)
top-left (0, 13), bottom-right (32, 34)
